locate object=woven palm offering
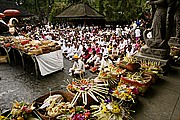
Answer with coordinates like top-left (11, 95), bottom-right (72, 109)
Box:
top-left (0, 100), bottom-right (35, 120)
top-left (97, 71), bottom-right (118, 88)
top-left (120, 72), bottom-right (152, 94)
top-left (66, 79), bottom-right (109, 107)
top-left (140, 60), bottom-right (162, 80)
top-left (117, 57), bottom-right (141, 71)
top-left (110, 65), bottom-right (126, 76)
top-left (112, 83), bottom-right (138, 102)
top-left (140, 60), bottom-right (162, 71)
top-left (96, 65), bottom-right (126, 88)
top-left (91, 100), bottom-right (133, 120)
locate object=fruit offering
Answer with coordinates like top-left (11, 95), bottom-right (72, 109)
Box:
top-left (91, 100), bottom-right (133, 120)
top-left (121, 72), bottom-right (152, 93)
top-left (1, 100), bottom-right (35, 120)
top-left (0, 36), bottom-right (61, 55)
top-left (112, 83), bottom-right (138, 102)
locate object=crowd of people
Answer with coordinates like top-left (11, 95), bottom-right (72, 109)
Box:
top-left (16, 19), bottom-right (146, 76)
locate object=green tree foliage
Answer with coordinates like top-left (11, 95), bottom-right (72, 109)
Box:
top-left (19, 0), bottom-right (69, 23)
top-left (102, 0), bottom-right (147, 24)
top-left (49, 2), bottom-right (67, 24)
top-left (84, 0), bottom-right (148, 25)
top-left (19, 0), bottom-right (148, 24)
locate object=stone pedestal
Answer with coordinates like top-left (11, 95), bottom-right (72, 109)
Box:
top-left (135, 53), bottom-right (171, 75)
top-left (140, 45), bottom-right (170, 59)
top-left (169, 37), bottom-right (180, 47)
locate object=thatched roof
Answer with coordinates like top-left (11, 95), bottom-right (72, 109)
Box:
top-left (0, 0), bottom-right (33, 17)
top-left (56, 3), bottom-right (105, 19)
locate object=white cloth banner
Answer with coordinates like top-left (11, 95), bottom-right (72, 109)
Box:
top-left (35, 50), bottom-right (64, 76)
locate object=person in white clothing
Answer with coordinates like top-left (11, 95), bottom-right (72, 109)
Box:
top-left (135, 26), bottom-right (141, 40)
top-left (99, 54), bottom-right (113, 71)
top-left (110, 44), bottom-right (119, 61)
top-left (94, 53), bottom-right (103, 66)
top-left (101, 44), bottom-right (109, 56)
top-left (116, 25), bottom-right (121, 36)
top-left (69, 54), bottom-right (85, 76)
top-left (118, 40), bottom-right (125, 53)
top-left (85, 50), bottom-right (98, 68)
top-left (89, 52), bottom-right (103, 73)
top-left (126, 45), bottom-right (136, 57)
top-left (65, 43), bottom-right (74, 60)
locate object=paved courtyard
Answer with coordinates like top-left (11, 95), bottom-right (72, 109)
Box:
top-left (0, 58), bottom-right (179, 120)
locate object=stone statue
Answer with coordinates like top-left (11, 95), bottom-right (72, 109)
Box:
top-left (136, 0), bottom-right (179, 63)
top-left (175, 0), bottom-right (180, 38)
top-left (141, 0), bottom-right (170, 59)
top-left (168, 0), bottom-right (180, 46)
top-left (159, 0), bottom-right (177, 47)
top-left (145, 0), bottom-right (167, 48)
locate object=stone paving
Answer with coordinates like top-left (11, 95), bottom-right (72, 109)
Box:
top-left (0, 58), bottom-right (179, 120)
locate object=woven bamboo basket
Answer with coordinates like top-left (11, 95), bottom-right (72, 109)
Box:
top-left (33, 90), bottom-right (74, 120)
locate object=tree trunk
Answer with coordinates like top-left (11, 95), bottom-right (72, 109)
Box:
top-left (34, 0), bottom-right (37, 12)
top-left (17, 0), bottom-right (20, 5)
top-left (36, 0), bottom-right (42, 21)
top-left (52, 0), bottom-right (54, 4)
top-left (99, 0), bottom-right (104, 14)
top-left (48, 0), bottom-right (50, 6)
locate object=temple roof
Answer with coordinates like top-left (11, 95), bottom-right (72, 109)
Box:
top-left (56, 3), bottom-right (105, 19)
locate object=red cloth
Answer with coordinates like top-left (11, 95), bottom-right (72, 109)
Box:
top-left (95, 47), bottom-right (100, 54)
top-left (82, 53), bottom-right (91, 59)
top-left (87, 47), bottom-right (93, 53)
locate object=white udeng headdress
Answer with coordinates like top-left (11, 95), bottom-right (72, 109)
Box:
top-left (8, 18), bottom-right (18, 27)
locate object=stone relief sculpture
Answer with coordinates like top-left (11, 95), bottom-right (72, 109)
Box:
top-left (142, 0), bottom-right (169, 59)
top-left (147, 0), bottom-right (167, 48)
top-left (168, 0), bottom-right (180, 46)
top-left (163, 0), bottom-right (177, 46)
top-left (142, 0), bottom-right (179, 59)
top-left (175, 0), bottom-right (180, 38)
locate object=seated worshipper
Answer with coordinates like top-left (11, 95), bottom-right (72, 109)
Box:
top-left (87, 44), bottom-right (93, 54)
top-left (65, 42), bottom-right (74, 60)
top-left (101, 43), bottom-right (109, 56)
top-left (82, 50), bottom-right (91, 63)
top-left (126, 45), bottom-right (134, 57)
top-left (108, 42), bottom-right (113, 52)
top-left (77, 43), bottom-right (84, 57)
top-left (109, 44), bottom-right (119, 61)
top-left (95, 43), bottom-right (101, 54)
top-left (63, 42), bottom-right (70, 55)
top-left (85, 50), bottom-right (98, 68)
top-left (73, 44), bottom-right (79, 55)
top-left (90, 52), bottom-right (103, 73)
top-left (99, 54), bottom-right (113, 72)
top-left (69, 54), bottom-right (85, 77)
top-left (62, 42), bottom-right (68, 55)
top-left (118, 39), bottom-right (125, 53)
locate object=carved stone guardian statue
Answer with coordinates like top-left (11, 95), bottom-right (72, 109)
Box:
top-left (169, 0), bottom-right (180, 46)
top-left (141, 0), bottom-right (176, 59)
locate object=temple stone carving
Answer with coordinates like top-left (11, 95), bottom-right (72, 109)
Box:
top-left (169, 0), bottom-right (180, 46)
top-left (142, 0), bottom-right (179, 59)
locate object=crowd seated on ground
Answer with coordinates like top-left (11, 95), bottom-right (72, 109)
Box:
top-left (11, 19), bottom-right (146, 76)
